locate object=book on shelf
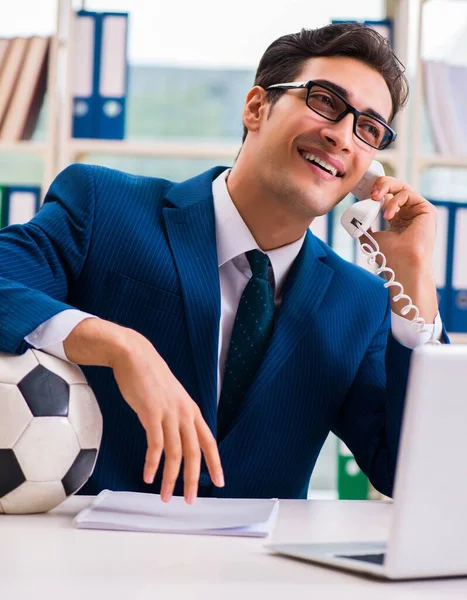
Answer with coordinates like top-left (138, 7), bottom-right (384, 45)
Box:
top-left (0, 38), bottom-right (10, 70)
top-left (71, 11), bottom-right (97, 139)
top-left (72, 10), bottom-right (129, 140)
top-left (423, 60), bottom-right (467, 156)
top-left (0, 185), bottom-right (40, 228)
top-left (0, 37), bottom-right (29, 131)
top-left (449, 63), bottom-right (467, 155)
top-left (448, 202), bottom-right (467, 332)
top-left (337, 439), bottom-right (369, 500)
top-left (0, 36), bottom-right (50, 141)
top-left (0, 185), bottom-right (5, 226)
top-left (0, 37), bottom-right (50, 141)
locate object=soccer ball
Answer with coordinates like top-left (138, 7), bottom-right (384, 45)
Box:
top-left (0, 349), bottom-right (103, 514)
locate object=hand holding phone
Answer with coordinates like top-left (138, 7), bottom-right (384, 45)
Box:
top-left (338, 160), bottom-right (438, 344)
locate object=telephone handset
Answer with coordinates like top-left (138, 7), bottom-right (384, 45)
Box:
top-left (341, 160), bottom-right (386, 238)
top-left (340, 160), bottom-right (439, 344)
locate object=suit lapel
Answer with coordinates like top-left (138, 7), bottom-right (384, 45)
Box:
top-left (228, 230), bottom-right (334, 432)
top-left (163, 168), bottom-right (227, 433)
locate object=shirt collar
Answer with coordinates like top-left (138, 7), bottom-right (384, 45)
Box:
top-left (212, 169), bottom-right (305, 296)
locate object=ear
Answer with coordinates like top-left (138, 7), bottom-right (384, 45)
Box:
top-left (242, 86), bottom-right (268, 134)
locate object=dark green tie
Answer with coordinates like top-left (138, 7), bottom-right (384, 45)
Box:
top-left (217, 249), bottom-right (276, 442)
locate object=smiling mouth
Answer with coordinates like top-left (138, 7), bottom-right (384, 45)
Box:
top-left (298, 150), bottom-right (343, 178)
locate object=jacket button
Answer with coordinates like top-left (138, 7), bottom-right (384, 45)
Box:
top-left (199, 473), bottom-right (212, 487)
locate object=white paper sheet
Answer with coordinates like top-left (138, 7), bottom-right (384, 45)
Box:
top-left (74, 490), bottom-right (279, 538)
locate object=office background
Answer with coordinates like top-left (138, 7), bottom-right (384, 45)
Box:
top-left (1, 0), bottom-right (466, 498)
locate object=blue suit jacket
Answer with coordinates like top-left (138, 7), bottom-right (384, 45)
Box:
top-left (0, 164), bottom-right (413, 499)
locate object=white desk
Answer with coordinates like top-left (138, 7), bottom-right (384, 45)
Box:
top-left (1, 497), bottom-right (466, 599)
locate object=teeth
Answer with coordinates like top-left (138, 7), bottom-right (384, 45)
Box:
top-left (301, 151), bottom-right (338, 177)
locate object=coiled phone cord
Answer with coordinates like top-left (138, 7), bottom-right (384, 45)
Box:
top-left (355, 222), bottom-right (440, 346)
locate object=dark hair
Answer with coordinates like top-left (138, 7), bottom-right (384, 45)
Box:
top-left (241, 23), bottom-right (408, 143)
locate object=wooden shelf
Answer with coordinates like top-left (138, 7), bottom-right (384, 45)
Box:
top-left (0, 141), bottom-right (48, 155)
top-left (67, 139), bottom-right (240, 159)
top-left (63, 141), bottom-right (402, 170)
top-left (447, 333), bottom-right (467, 344)
top-left (418, 155), bottom-right (467, 170)
top-left (375, 148), bottom-right (399, 167)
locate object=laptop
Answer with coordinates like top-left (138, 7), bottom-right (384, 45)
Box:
top-left (267, 344), bottom-right (467, 579)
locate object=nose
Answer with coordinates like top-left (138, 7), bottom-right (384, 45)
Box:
top-left (320, 112), bottom-right (354, 152)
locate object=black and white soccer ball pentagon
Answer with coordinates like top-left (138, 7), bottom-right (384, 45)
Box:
top-left (0, 349), bottom-right (102, 514)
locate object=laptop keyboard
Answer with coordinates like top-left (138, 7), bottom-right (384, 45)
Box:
top-left (336, 553), bottom-right (386, 565)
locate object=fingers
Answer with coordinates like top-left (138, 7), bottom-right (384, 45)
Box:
top-left (382, 190), bottom-right (410, 220)
top-left (153, 412), bottom-right (223, 504)
top-left (180, 418), bottom-right (202, 504)
top-left (371, 176), bottom-right (408, 200)
top-left (144, 410), bottom-right (223, 504)
top-left (114, 341), bottom-right (221, 505)
top-left (143, 421), bottom-right (164, 485)
top-left (371, 177), bottom-right (420, 218)
top-left (160, 419), bottom-right (183, 502)
top-left (196, 413), bottom-right (224, 488)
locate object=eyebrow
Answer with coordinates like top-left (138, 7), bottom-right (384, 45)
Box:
top-left (313, 79), bottom-right (389, 124)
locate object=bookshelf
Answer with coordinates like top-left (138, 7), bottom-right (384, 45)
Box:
top-left (52, 0), bottom-right (412, 180)
top-left (53, 0), bottom-right (244, 173)
top-left (0, 0), bottom-right (415, 196)
top-left (0, 1), bottom-right (237, 193)
top-left (57, 0), bottom-right (410, 178)
top-left (0, 0), bottom-right (420, 199)
top-left (0, 8), bottom-right (60, 196)
top-left (408, 0), bottom-right (467, 190)
top-left (401, 0), bottom-right (467, 343)
top-left (381, 0), bottom-right (411, 180)
top-left (419, 154), bottom-right (467, 169)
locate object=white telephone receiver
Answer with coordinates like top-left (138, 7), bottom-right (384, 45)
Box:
top-left (339, 160), bottom-right (439, 344)
top-left (341, 160), bottom-right (385, 238)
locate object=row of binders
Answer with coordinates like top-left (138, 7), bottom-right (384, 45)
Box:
top-left (72, 10), bottom-right (129, 140)
top-left (0, 186), bottom-right (40, 228)
top-left (430, 200), bottom-right (467, 333)
top-left (0, 36), bottom-right (49, 141)
top-left (311, 200), bottom-right (467, 334)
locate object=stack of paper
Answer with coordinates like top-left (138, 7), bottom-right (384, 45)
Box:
top-left (74, 490), bottom-right (279, 538)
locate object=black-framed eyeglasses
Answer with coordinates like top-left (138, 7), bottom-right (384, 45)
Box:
top-left (266, 80), bottom-right (396, 150)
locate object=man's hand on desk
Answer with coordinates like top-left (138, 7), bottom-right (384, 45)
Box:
top-left (63, 317), bottom-right (224, 505)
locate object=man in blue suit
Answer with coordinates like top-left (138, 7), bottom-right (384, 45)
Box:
top-left (0, 24), bottom-right (442, 503)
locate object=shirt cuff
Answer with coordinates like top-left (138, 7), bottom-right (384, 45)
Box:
top-left (391, 310), bottom-right (443, 350)
top-left (25, 309), bottom-right (98, 362)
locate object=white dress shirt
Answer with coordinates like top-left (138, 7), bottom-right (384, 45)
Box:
top-left (26, 169), bottom-right (443, 400)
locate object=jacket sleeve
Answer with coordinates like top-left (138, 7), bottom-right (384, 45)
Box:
top-left (0, 163), bottom-right (96, 354)
top-left (331, 295), bottom-right (413, 497)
